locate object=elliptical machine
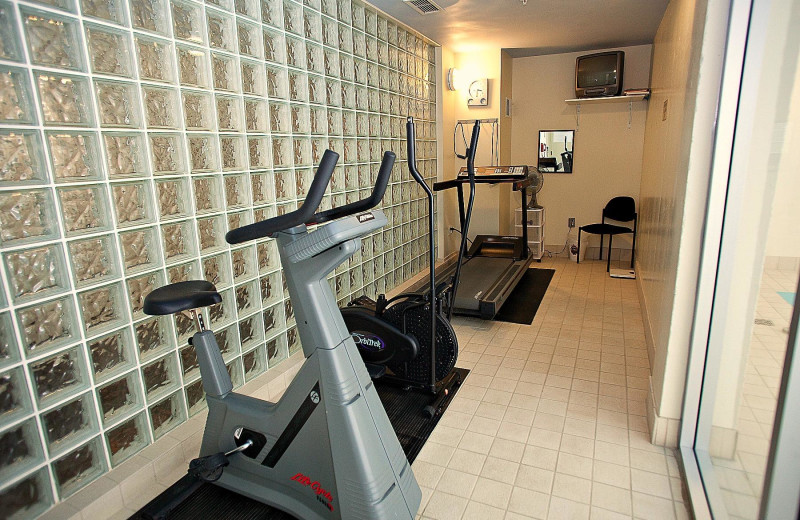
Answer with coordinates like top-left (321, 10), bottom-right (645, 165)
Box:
top-left (140, 150), bottom-right (420, 520)
top-left (340, 118), bottom-right (481, 418)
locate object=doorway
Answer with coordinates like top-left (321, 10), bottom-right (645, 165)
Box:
top-left (680, 0), bottom-right (800, 517)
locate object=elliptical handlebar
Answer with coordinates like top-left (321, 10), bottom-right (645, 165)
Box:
top-left (406, 117), bottom-right (427, 189)
top-left (407, 116), bottom-right (438, 393)
top-left (310, 151), bottom-right (395, 225)
top-left (226, 149), bottom-right (339, 244)
top-left (405, 117), bottom-right (434, 295)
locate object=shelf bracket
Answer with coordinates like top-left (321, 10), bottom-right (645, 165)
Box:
top-left (575, 103), bottom-right (581, 131)
top-left (628, 100), bottom-right (633, 129)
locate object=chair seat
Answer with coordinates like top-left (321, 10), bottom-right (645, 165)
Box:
top-left (143, 280), bottom-right (222, 316)
top-left (580, 223), bottom-right (632, 235)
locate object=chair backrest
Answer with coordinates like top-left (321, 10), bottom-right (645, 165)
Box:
top-left (603, 196), bottom-right (636, 223)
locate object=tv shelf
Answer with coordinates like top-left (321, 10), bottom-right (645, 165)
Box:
top-left (565, 94), bottom-right (649, 129)
top-left (565, 94), bottom-right (648, 104)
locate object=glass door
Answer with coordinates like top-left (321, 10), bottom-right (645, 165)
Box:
top-left (680, 0), bottom-right (800, 517)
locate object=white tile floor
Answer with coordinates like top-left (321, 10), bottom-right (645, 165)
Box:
top-left (712, 265), bottom-right (797, 519)
top-left (412, 257), bottom-right (690, 520)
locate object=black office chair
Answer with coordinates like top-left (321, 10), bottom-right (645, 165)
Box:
top-left (577, 196), bottom-right (637, 272)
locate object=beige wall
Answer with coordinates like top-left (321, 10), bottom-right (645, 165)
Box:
top-left (438, 47), bottom-right (460, 257)
top-left (437, 48), bottom-right (507, 253)
top-left (637, 0), bottom-right (714, 423)
top-left (510, 46), bottom-right (652, 252)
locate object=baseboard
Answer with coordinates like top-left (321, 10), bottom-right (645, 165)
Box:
top-left (637, 266), bottom-right (676, 448)
top-left (763, 255), bottom-right (800, 271)
top-left (708, 425), bottom-right (739, 459)
top-left (545, 245), bottom-right (633, 262)
top-left (647, 378), bottom-right (680, 448)
top-left (635, 262), bottom-right (656, 375)
top-left (581, 246), bottom-right (634, 262)
top-left (386, 252), bottom-right (458, 298)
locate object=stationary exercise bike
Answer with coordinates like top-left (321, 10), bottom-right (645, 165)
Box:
top-left (340, 118), bottom-right (481, 418)
top-left (140, 150), bottom-right (420, 520)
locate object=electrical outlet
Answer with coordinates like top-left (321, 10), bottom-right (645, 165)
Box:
top-left (568, 218), bottom-right (576, 228)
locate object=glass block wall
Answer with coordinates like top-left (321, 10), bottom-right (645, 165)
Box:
top-left (0, 0), bottom-right (438, 514)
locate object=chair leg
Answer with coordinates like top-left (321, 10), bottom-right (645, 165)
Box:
top-left (599, 234), bottom-right (604, 261)
top-left (607, 235), bottom-right (612, 272)
top-left (630, 230), bottom-right (636, 269)
top-left (577, 230), bottom-right (581, 264)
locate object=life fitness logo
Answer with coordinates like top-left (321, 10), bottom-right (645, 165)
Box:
top-left (351, 331), bottom-right (386, 352)
top-left (290, 472), bottom-right (335, 512)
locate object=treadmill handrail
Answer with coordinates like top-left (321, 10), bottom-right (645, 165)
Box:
top-left (433, 173), bottom-right (538, 191)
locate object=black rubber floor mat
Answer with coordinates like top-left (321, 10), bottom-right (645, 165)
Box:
top-left (133, 368), bottom-right (468, 520)
top-left (494, 268), bottom-right (555, 324)
top-left (374, 367), bottom-right (469, 464)
top-left (162, 479), bottom-right (295, 520)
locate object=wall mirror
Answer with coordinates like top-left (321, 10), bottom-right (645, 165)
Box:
top-left (538, 130), bottom-right (574, 173)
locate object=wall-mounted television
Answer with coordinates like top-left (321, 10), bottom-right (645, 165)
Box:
top-left (575, 51), bottom-right (624, 98)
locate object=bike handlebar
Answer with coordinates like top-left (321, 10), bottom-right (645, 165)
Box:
top-left (310, 151), bottom-right (395, 225)
top-left (226, 150), bottom-right (339, 244)
top-left (226, 148), bottom-right (397, 244)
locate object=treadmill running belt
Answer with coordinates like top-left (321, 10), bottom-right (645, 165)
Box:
top-left (454, 257), bottom-right (514, 310)
top-left (133, 368), bottom-right (469, 520)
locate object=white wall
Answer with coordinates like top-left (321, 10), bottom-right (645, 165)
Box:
top-left (637, 0), bottom-right (716, 425)
top-left (765, 71), bottom-right (800, 258)
top-left (510, 46), bottom-right (652, 253)
top-left (709, 1), bottom-right (800, 433)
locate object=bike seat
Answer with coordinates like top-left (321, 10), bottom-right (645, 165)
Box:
top-left (143, 281), bottom-right (222, 316)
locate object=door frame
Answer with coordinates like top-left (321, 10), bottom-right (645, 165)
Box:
top-left (678, 0), bottom-right (800, 517)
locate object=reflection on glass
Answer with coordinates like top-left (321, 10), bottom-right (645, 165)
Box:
top-left (538, 130), bottom-right (574, 173)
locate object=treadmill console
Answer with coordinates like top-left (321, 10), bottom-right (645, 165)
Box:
top-left (457, 165), bottom-right (528, 179)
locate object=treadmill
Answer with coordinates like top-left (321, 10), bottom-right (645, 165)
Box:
top-left (432, 165), bottom-right (536, 320)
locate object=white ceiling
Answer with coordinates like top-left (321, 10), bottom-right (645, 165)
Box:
top-left (368, 0), bottom-right (670, 56)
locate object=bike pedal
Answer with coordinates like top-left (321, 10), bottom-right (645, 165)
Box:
top-left (188, 452), bottom-right (229, 482)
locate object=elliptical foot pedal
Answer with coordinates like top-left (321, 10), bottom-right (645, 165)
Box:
top-left (365, 363), bottom-right (387, 379)
top-left (423, 371), bottom-right (463, 419)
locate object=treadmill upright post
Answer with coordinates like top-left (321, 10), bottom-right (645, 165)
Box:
top-left (457, 184), bottom-right (466, 236)
top-left (521, 187), bottom-right (529, 256)
top-left (449, 120), bottom-right (480, 321)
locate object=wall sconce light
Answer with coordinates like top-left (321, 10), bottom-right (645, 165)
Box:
top-left (446, 68), bottom-right (460, 91)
